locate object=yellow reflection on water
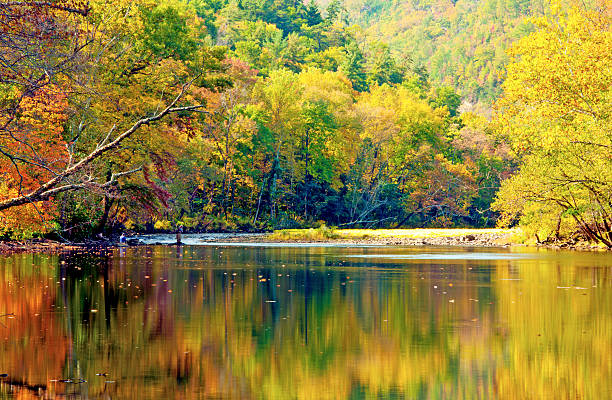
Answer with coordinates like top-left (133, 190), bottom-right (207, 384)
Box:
top-left (0, 246), bottom-right (610, 399)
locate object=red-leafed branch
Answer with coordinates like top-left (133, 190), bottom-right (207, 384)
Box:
top-left (0, 80), bottom-right (203, 211)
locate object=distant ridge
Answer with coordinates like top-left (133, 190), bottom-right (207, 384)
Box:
top-left (315, 0), bottom-right (547, 105)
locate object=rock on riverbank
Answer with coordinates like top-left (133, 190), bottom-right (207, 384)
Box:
top-left (193, 229), bottom-right (514, 247)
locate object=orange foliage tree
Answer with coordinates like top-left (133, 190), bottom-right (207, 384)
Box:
top-left (0, 1), bottom-right (225, 237)
top-left (0, 87), bottom-right (70, 235)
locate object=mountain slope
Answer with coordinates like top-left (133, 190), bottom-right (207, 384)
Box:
top-left (317, 0), bottom-right (546, 105)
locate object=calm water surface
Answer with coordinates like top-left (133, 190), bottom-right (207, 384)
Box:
top-left (0, 245), bottom-right (610, 399)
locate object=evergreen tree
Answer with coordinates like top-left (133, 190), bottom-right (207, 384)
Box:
top-left (305, 0), bottom-right (323, 26)
top-left (341, 41), bottom-right (369, 92)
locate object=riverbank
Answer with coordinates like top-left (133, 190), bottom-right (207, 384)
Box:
top-left (131, 229), bottom-right (515, 247)
top-left (239, 228), bottom-right (516, 247)
top-left (1, 228), bottom-right (607, 253)
top-left (222, 228), bottom-right (606, 250)
top-left (0, 239), bottom-right (87, 254)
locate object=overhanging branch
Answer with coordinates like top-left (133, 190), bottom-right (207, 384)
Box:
top-left (0, 79), bottom-right (201, 211)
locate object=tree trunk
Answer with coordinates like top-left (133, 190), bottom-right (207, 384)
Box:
top-left (304, 127), bottom-right (310, 219)
top-left (95, 169), bottom-right (114, 234)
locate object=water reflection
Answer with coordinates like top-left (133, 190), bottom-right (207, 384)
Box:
top-left (0, 246), bottom-right (610, 399)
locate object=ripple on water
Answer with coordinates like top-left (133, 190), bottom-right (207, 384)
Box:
top-left (342, 253), bottom-right (537, 261)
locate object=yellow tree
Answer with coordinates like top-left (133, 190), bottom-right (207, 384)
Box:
top-left (252, 69), bottom-right (304, 222)
top-left (493, 1), bottom-right (612, 246)
top-left (352, 84), bottom-right (475, 227)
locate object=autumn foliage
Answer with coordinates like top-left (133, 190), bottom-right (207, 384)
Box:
top-left (493, 1), bottom-right (612, 247)
top-left (0, 0), bottom-right (608, 246)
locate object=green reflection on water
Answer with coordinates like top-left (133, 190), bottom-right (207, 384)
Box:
top-left (0, 246), bottom-right (610, 399)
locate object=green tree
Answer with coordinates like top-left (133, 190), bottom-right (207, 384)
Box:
top-left (341, 41), bottom-right (369, 92)
top-left (305, 0), bottom-right (323, 26)
top-left (431, 86), bottom-right (461, 117)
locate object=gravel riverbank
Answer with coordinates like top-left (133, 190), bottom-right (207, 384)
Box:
top-left (2, 230), bottom-right (607, 254)
top-left (219, 231), bottom-right (514, 247)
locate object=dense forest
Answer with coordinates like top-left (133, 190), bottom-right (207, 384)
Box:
top-left (315, 0), bottom-right (547, 106)
top-left (0, 0), bottom-right (610, 246)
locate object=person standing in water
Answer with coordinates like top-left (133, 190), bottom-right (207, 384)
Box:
top-left (176, 225), bottom-right (183, 245)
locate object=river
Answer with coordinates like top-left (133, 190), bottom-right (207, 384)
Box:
top-left (0, 242), bottom-right (610, 399)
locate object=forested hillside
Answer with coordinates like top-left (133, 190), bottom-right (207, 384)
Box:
top-left (0, 0), bottom-right (609, 246)
top-left (0, 0), bottom-right (511, 239)
top-left (315, 0), bottom-right (545, 106)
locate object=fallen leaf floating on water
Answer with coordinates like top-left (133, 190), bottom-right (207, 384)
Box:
top-left (57, 378), bottom-right (87, 384)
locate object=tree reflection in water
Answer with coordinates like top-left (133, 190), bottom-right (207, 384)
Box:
top-left (0, 246), bottom-right (610, 399)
